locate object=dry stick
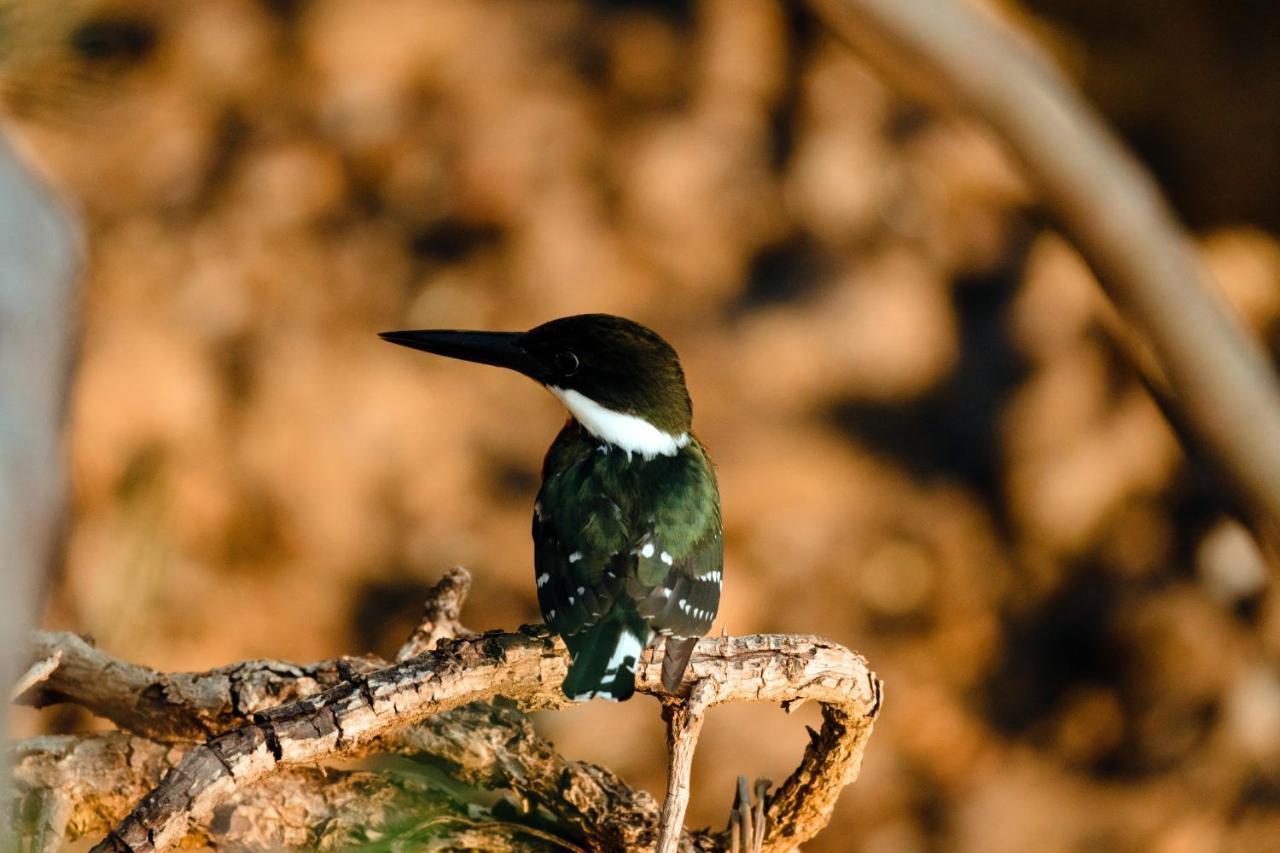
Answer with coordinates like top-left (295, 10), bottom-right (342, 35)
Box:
top-left (752, 778), bottom-right (771, 852)
top-left (656, 681), bottom-right (715, 853)
top-left (21, 569), bottom-right (880, 850)
top-left (20, 569), bottom-right (663, 850)
top-left (10, 650), bottom-right (61, 701)
top-left (396, 566), bottom-right (475, 661)
top-left (17, 659), bottom-right (665, 850)
top-left (20, 567), bottom-right (474, 741)
top-left (735, 777), bottom-right (753, 851)
top-left (81, 628), bottom-right (878, 851)
top-left (6, 732), bottom-right (461, 849)
top-left (810, 0), bottom-right (1280, 540)
top-left (20, 630), bottom-right (386, 742)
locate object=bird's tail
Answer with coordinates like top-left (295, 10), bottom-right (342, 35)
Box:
top-left (661, 635), bottom-right (698, 693)
top-left (562, 618), bottom-right (648, 702)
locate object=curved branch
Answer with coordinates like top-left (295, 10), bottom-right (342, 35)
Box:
top-left (18, 567), bottom-right (477, 743)
top-left (78, 628), bottom-right (878, 851)
top-left (809, 0), bottom-right (1280, 538)
top-left (20, 568), bottom-right (880, 850)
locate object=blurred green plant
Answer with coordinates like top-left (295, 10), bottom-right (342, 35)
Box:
top-left (348, 755), bottom-right (583, 852)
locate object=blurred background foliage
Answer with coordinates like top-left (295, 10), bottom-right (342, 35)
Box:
top-left (4, 0), bottom-right (1280, 850)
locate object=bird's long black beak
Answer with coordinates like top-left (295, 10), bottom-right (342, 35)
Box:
top-left (379, 329), bottom-right (541, 379)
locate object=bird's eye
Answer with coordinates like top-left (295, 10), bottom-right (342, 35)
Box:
top-left (553, 350), bottom-right (580, 376)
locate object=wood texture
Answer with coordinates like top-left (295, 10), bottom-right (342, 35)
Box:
top-left (14, 569), bottom-right (881, 851)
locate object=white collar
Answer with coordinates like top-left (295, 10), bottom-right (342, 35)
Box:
top-left (549, 386), bottom-right (689, 460)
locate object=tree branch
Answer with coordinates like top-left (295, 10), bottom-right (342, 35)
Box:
top-left (6, 732), bottom-right (470, 849)
top-left (808, 0), bottom-right (1280, 541)
top-left (82, 629), bottom-right (879, 851)
top-left (17, 566), bottom-right (477, 741)
top-left (18, 630), bottom-right (385, 742)
top-left (396, 567), bottom-right (475, 661)
top-left (657, 680), bottom-right (715, 853)
top-left (15, 569), bottom-right (880, 851)
top-left (17, 571), bottom-right (663, 850)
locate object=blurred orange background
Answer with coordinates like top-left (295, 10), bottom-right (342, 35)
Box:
top-left (6, 0), bottom-right (1280, 850)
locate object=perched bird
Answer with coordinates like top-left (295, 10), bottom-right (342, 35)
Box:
top-left (381, 314), bottom-right (722, 701)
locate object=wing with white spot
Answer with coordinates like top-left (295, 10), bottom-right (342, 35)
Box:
top-left (532, 498), bottom-right (626, 639)
top-left (635, 526), bottom-right (722, 638)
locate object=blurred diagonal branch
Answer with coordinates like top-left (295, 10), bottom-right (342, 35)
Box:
top-left (0, 126), bottom-right (78, 840)
top-left (12, 569), bottom-right (881, 852)
top-left (809, 0), bottom-right (1280, 543)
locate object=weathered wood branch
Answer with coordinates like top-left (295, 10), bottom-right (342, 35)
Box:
top-left (16, 582), bottom-right (663, 850)
top-left (15, 569), bottom-right (881, 851)
top-left (18, 569), bottom-right (475, 743)
top-left (657, 681), bottom-right (715, 853)
top-left (86, 628), bottom-right (879, 852)
top-left (396, 566), bottom-right (475, 661)
top-left (17, 571), bottom-right (665, 849)
top-left (7, 733), bottom-right (437, 849)
top-left (10, 649), bottom-right (61, 701)
top-left (20, 630), bottom-right (385, 742)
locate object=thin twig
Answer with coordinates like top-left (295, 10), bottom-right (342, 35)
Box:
top-left (752, 778), bottom-right (771, 852)
top-left (11, 649), bottom-right (61, 701)
top-left (736, 777), bottom-right (752, 851)
top-left (396, 566), bottom-right (474, 661)
top-left (656, 680), bottom-right (714, 853)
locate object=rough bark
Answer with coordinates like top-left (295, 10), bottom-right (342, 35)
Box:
top-left (6, 732), bottom-right (473, 849)
top-left (81, 628), bottom-right (879, 852)
top-left (21, 629), bottom-right (386, 742)
top-left (657, 681), bottom-right (715, 853)
top-left (396, 566), bottom-right (475, 661)
top-left (13, 569), bottom-right (881, 851)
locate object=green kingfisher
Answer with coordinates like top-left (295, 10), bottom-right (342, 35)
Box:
top-left (381, 314), bottom-right (722, 701)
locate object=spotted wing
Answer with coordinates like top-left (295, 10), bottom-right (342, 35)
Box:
top-left (629, 499), bottom-right (722, 692)
top-left (531, 502), bottom-right (627, 638)
top-left (633, 529), bottom-right (722, 639)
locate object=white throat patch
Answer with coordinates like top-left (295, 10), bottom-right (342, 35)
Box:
top-left (549, 386), bottom-right (689, 459)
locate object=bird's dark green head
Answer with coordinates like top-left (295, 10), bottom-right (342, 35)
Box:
top-left (381, 314), bottom-right (693, 455)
